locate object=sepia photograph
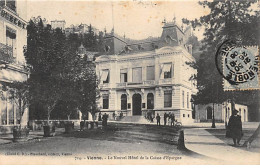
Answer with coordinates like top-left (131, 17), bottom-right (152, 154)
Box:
top-left (0, 0), bottom-right (259, 165)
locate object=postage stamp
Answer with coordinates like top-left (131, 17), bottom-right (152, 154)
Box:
top-left (216, 40), bottom-right (260, 91)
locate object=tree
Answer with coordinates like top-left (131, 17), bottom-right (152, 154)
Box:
top-left (26, 18), bottom-right (72, 123)
top-left (3, 81), bottom-right (30, 127)
top-left (76, 57), bottom-right (100, 121)
top-left (183, 0), bottom-right (260, 142)
top-left (26, 17), bottom-right (101, 123)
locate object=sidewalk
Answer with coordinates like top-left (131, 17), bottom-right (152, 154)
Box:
top-left (184, 122), bottom-right (260, 164)
top-left (0, 128), bottom-right (65, 145)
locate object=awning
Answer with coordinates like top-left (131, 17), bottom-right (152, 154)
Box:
top-left (120, 68), bottom-right (128, 73)
top-left (0, 69), bottom-right (27, 82)
top-left (162, 64), bottom-right (172, 72)
top-left (101, 70), bottom-right (109, 81)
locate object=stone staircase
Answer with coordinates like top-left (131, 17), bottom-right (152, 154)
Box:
top-left (119, 116), bottom-right (152, 124)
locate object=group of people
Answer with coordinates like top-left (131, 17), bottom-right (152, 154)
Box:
top-left (112, 112), bottom-right (124, 121)
top-left (155, 112), bottom-right (175, 126)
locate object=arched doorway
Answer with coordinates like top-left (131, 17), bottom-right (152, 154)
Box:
top-left (206, 106), bottom-right (212, 120)
top-left (132, 93), bottom-right (142, 115)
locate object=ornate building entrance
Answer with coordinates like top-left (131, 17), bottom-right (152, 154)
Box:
top-left (132, 93), bottom-right (142, 115)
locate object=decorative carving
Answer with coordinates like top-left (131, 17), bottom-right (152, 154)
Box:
top-left (0, 8), bottom-right (27, 29)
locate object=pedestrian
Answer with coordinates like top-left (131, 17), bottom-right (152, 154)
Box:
top-left (113, 112), bottom-right (116, 119)
top-left (171, 113), bottom-right (175, 127)
top-left (227, 110), bottom-right (243, 146)
top-left (102, 113), bottom-right (108, 127)
top-left (164, 112), bottom-right (168, 126)
top-left (156, 113), bottom-right (161, 126)
top-left (98, 112), bottom-right (102, 121)
top-left (168, 113), bottom-right (172, 126)
top-left (120, 111), bottom-right (123, 119)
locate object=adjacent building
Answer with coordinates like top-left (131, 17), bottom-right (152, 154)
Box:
top-left (0, 0), bottom-right (29, 133)
top-left (51, 20), bottom-right (66, 31)
top-left (65, 23), bottom-right (99, 36)
top-left (195, 101), bottom-right (248, 123)
top-left (95, 19), bottom-right (197, 124)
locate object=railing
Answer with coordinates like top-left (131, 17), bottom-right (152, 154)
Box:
top-left (0, 43), bottom-right (15, 63)
top-left (100, 83), bottom-right (110, 88)
top-left (158, 78), bottom-right (173, 85)
top-left (116, 80), bottom-right (156, 88)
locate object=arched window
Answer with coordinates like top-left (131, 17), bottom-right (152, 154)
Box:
top-left (206, 106), bottom-right (212, 119)
top-left (147, 93), bottom-right (154, 109)
top-left (121, 94), bottom-right (127, 110)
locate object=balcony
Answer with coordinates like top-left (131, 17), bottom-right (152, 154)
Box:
top-left (100, 83), bottom-right (110, 89)
top-left (116, 80), bottom-right (156, 88)
top-left (0, 43), bottom-right (15, 63)
top-left (158, 78), bottom-right (175, 85)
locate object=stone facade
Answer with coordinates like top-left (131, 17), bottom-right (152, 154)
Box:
top-left (0, 0), bottom-right (29, 133)
top-left (95, 20), bottom-right (197, 124)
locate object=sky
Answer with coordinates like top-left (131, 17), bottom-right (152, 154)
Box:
top-left (27, 0), bottom-right (210, 40)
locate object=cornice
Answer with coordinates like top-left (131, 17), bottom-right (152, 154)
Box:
top-left (0, 6), bottom-right (27, 30)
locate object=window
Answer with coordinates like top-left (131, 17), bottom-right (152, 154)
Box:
top-left (6, 0), bottom-right (16, 12)
top-left (187, 92), bottom-right (189, 109)
top-left (161, 63), bottom-right (172, 79)
top-left (120, 69), bottom-right (128, 83)
top-left (132, 67), bottom-right (142, 83)
top-left (183, 114), bottom-right (185, 117)
top-left (147, 93), bottom-right (154, 109)
top-left (102, 94), bottom-right (109, 109)
top-left (146, 66), bottom-right (155, 80)
top-left (121, 94), bottom-right (127, 110)
top-left (101, 69), bottom-right (109, 83)
top-left (164, 90), bottom-right (172, 107)
top-left (182, 91), bottom-right (185, 108)
top-left (188, 114), bottom-right (190, 118)
top-left (6, 26), bottom-right (16, 57)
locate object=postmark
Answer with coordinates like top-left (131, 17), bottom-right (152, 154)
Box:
top-left (215, 39), bottom-right (260, 91)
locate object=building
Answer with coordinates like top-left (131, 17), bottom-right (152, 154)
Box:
top-left (195, 101), bottom-right (248, 123)
top-left (51, 20), bottom-right (66, 31)
top-left (0, 0), bottom-right (29, 133)
top-left (95, 18), bottom-right (197, 124)
top-left (65, 23), bottom-right (99, 36)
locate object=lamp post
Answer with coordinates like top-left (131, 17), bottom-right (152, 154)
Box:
top-left (211, 103), bottom-right (216, 128)
top-left (211, 79), bottom-right (216, 128)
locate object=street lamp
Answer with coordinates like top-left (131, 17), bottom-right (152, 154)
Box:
top-left (211, 104), bottom-right (216, 128)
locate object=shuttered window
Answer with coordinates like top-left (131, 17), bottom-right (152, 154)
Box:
top-left (164, 90), bottom-right (172, 107)
top-left (146, 66), bottom-right (155, 80)
top-left (120, 69), bottom-right (128, 83)
top-left (132, 67), bottom-right (142, 83)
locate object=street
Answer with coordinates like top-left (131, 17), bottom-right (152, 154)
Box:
top-left (0, 123), bottom-right (206, 164)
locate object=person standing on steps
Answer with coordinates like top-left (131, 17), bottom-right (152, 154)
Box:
top-left (164, 112), bottom-right (168, 126)
top-left (227, 110), bottom-right (243, 146)
top-left (171, 113), bottom-right (175, 127)
top-left (156, 113), bottom-right (161, 126)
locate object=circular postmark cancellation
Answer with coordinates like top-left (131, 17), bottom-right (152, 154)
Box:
top-left (215, 39), bottom-right (260, 90)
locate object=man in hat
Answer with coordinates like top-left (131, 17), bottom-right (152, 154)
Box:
top-left (227, 109), bottom-right (243, 146)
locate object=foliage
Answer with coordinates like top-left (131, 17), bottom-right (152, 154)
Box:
top-left (3, 81), bottom-right (30, 126)
top-left (182, 0), bottom-right (260, 110)
top-left (26, 16), bottom-right (102, 122)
